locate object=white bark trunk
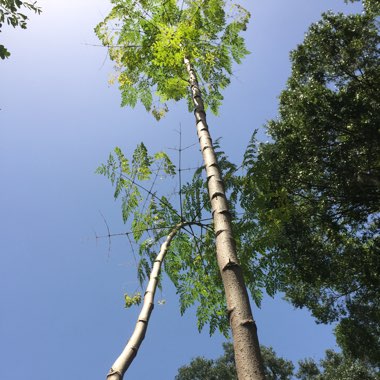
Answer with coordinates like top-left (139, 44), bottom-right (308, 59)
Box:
top-left (184, 57), bottom-right (266, 380)
top-left (106, 222), bottom-right (188, 380)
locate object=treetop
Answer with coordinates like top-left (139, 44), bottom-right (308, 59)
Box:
top-left (95, 0), bottom-right (250, 118)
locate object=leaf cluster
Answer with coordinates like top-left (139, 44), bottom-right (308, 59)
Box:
top-left (297, 350), bottom-right (380, 380)
top-left (124, 292), bottom-right (142, 308)
top-left (0, 0), bottom-right (41, 59)
top-left (94, 0), bottom-right (250, 117)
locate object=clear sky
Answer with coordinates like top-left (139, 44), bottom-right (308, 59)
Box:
top-left (0, 1), bottom-right (362, 379)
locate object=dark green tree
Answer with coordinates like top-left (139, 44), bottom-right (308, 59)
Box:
top-left (297, 350), bottom-right (379, 380)
top-left (176, 342), bottom-right (294, 380)
top-left (240, 2), bottom-right (380, 366)
top-left (176, 343), bottom-right (379, 380)
top-left (175, 343), bottom-right (238, 380)
top-left (0, 0), bottom-right (41, 59)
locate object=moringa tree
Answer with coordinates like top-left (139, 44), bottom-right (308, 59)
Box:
top-left (95, 1), bottom-right (265, 379)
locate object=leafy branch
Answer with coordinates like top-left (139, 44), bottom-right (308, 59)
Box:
top-left (0, 0), bottom-right (41, 59)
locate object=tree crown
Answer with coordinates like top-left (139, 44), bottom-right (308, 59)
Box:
top-left (95, 0), bottom-right (250, 118)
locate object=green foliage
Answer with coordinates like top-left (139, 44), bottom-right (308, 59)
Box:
top-left (169, 139), bottom-right (284, 334)
top-left (335, 297), bottom-right (380, 367)
top-left (261, 346), bottom-right (295, 380)
top-left (345, 0), bottom-right (380, 15)
top-left (176, 342), bottom-right (379, 380)
top-left (0, 0), bottom-right (41, 59)
top-left (175, 342), bottom-right (237, 380)
top-left (124, 292), bottom-right (142, 308)
top-left (240, 8), bottom-right (380, 365)
top-left (98, 144), bottom-right (178, 228)
top-left (297, 350), bottom-right (380, 380)
top-left (0, 44), bottom-right (10, 58)
top-left (98, 140), bottom-right (271, 336)
top-left (166, 227), bottom-right (229, 335)
top-left (94, 0), bottom-right (250, 117)
top-left (97, 143), bottom-right (230, 335)
top-left (175, 342), bottom-right (294, 380)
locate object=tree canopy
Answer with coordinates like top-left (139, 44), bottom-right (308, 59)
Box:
top-left (0, 0), bottom-right (41, 59)
top-left (239, 4), bottom-right (380, 366)
top-left (297, 350), bottom-right (380, 380)
top-left (176, 342), bottom-right (380, 380)
top-left (95, 0), bottom-right (250, 118)
top-left (175, 342), bottom-right (294, 380)
top-left (345, 0), bottom-right (380, 15)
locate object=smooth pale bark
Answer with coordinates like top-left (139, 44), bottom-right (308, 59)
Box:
top-left (106, 222), bottom-right (188, 380)
top-left (184, 57), bottom-right (266, 380)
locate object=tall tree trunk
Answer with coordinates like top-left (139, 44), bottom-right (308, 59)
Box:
top-left (106, 222), bottom-right (188, 380)
top-left (184, 57), bottom-right (266, 380)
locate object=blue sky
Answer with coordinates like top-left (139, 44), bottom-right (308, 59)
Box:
top-left (0, 1), bottom-right (362, 379)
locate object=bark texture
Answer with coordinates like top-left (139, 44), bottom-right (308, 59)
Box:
top-left (106, 222), bottom-right (188, 380)
top-left (184, 57), bottom-right (266, 380)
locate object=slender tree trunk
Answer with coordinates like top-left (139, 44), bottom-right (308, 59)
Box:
top-left (184, 57), bottom-right (266, 380)
top-left (106, 222), bottom-right (188, 380)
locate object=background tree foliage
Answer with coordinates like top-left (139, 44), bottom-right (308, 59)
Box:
top-left (240, 1), bottom-right (379, 366)
top-left (176, 342), bottom-right (379, 380)
top-left (0, 0), bottom-right (41, 59)
top-left (175, 342), bottom-right (294, 380)
top-left (297, 350), bottom-right (379, 380)
top-left (345, 0), bottom-right (380, 15)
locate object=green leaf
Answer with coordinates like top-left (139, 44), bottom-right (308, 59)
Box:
top-left (0, 44), bottom-right (11, 59)
top-left (124, 292), bottom-right (142, 308)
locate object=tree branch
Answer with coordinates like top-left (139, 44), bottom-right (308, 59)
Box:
top-left (106, 221), bottom-right (191, 380)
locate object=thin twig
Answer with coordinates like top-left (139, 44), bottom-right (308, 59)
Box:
top-left (99, 210), bottom-right (112, 256)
